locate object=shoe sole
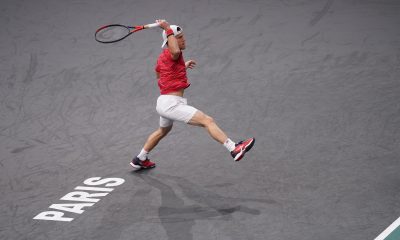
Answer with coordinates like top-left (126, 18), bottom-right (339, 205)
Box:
top-left (130, 162), bottom-right (156, 169)
top-left (234, 138), bottom-right (255, 162)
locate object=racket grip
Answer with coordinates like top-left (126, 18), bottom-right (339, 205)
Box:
top-left (144, 22), bottom-right (160, 29)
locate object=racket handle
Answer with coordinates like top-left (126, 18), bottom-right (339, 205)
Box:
top-left (144, 22), bottom-right (160, 29)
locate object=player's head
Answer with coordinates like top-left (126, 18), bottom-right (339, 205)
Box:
top-left (161, 25), bottom-right (185, 50)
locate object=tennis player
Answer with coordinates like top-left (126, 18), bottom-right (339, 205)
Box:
top-left (130, 19), bottom-right (255, 169)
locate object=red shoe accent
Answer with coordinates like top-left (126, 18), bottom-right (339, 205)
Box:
top-left (141, 159), bottom-right (156, 168)
top-left (231, 138), bottom-right (255, 161)
top-left (130, 157), bottom-right (156, 169)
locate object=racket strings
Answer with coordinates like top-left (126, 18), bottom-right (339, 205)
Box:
top-left (95, 25), bottom-right (131, 43)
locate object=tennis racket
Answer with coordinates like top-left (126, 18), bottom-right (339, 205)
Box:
top-left (95, 22), bottom-right (160, 43)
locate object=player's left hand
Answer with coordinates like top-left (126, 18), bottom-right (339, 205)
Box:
top-left (185, 60), bottom-right (196, 69)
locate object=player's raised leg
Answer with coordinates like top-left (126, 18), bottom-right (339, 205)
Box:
top-left (188, 111), bottom-right (255, 161)
top-left (188, 111), bottom-right (227, 143)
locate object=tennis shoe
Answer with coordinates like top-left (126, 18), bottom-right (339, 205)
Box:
top-left (231, 138), bottom-right (255, 161)
top-left (130, 157), bottom-right (156, 169)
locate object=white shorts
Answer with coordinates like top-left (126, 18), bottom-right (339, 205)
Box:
top-left (156, 95), bottom-right (198, 127)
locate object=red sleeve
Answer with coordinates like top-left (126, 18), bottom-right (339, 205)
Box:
top-left (165, 49), bottom-right (181, 62)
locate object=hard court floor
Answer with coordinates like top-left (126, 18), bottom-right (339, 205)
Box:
top-left (1, 0), bottom-right (399, 239)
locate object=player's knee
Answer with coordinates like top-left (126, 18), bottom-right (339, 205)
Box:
top-left (204, 115), bottom-right (215, 126)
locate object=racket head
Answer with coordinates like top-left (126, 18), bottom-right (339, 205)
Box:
top-left (95, 24), bottom-right (134, 43)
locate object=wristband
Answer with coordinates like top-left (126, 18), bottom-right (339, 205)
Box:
top-left (165, 28), bottom-right (174, 37)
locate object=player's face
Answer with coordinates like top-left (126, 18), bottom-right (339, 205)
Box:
top-left (176, 33), bottom-right (186, 50)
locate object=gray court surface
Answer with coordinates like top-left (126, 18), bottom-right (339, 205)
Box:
top-left (1, 0), bottom-right (400, 239)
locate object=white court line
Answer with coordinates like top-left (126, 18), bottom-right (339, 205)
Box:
top-left (375, 216), bottom-right (400, 240)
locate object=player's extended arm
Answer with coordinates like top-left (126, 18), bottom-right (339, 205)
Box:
top-left (156, 19), bottom-right (181, 60)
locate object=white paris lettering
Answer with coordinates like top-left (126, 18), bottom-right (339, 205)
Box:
top-left (33, 177), bottom-right (125, 222)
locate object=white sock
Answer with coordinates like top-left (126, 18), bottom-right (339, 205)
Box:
top-left (223, 138), bottom-right (236, 152)
top-left (137, 148), bottom-right (149, 161)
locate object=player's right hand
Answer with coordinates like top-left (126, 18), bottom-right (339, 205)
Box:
top-left (156, 19), bottom-right (170, 30)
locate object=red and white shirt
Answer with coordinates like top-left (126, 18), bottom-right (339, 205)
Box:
top-left (155, 48), bottom-right (190, 94)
